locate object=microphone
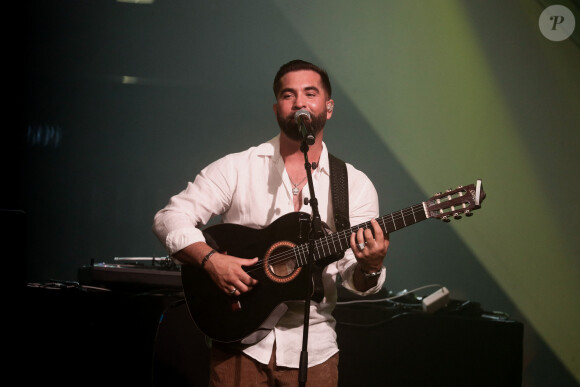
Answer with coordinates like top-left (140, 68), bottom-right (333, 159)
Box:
top-left (295, 109), bottom-right (315, 145)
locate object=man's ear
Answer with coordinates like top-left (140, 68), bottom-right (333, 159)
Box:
top-left (326, 100), bottom-right (334, 118)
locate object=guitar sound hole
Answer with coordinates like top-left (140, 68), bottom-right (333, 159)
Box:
top-left (268, 258), bottom-right (297, 277)
top-left (264, 242), bottom-right (301, 283)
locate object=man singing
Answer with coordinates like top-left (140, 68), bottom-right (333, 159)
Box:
top-left (153, 59), bottom-right (389, 386)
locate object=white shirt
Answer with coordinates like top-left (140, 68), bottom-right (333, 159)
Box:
top-left (153, 135), bottom-right (386, 367)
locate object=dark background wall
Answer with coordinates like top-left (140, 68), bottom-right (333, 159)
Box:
top-left (19, 0), bottom-right (579, 385)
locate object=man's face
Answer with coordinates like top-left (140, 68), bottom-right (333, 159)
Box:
top-left (274, 70), bottom-right (333, 142)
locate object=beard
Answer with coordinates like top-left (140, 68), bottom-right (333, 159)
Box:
top-left (276, 109), bottom-right (327, 142)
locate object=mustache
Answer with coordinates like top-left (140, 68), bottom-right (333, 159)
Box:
top-left (284, 112), bottom-right (306, 123)
top-left (276, 108), bottom-right (326, 142)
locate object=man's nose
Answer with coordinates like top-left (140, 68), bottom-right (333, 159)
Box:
top-left (294, 93), bottom-right (307, 109)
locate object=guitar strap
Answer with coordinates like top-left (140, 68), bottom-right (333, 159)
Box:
top-left (328, 153), bottom-right (350, 231)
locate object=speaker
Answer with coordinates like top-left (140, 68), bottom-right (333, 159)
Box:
top-left (152, 300), bottom-right (210, 386)
top-left (24, 285), bottom-right (183, 386)
top-left (334, 300), bottom-right (523, 386)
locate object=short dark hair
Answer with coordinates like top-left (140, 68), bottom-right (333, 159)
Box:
top-left (273, 59), bottom-right (332, 98)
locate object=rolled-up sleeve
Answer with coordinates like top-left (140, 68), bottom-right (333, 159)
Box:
top-left (152, 154), bottom-right (236, 255)
top-left (336, 164), bottom-right (386, 295)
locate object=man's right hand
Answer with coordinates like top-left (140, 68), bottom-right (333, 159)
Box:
top-left (174, 242), bottom-right (258, 296)
top-left (203, 252), bottom-right (259, 296)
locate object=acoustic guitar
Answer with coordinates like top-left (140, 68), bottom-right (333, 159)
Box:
top-left (181, 180), bottom-right (485, 344)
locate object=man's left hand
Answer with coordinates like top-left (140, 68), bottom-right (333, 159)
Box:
top-left (349, 218), bottom-right (389, 273)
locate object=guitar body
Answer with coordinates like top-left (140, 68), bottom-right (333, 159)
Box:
top-left (181, 212), bottom-right (326, 344)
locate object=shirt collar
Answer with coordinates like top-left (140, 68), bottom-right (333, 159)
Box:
top-left (259, 134), bottom-right (330, 176)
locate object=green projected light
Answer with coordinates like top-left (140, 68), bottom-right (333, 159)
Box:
top-left (275, 0), bottom-right (580, 380)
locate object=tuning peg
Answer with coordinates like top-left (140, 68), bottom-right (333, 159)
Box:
top-left (446, 188), bottom-right (453, 192)
top-left (454, 214), bottom-right (462, 220)
top-left (465, 210), bottom-right (473, 217)
top-left (441, 216), bottom-right (451, 223)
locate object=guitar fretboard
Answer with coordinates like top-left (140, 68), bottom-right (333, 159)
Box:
top-left (291, 202), bottom-right (428, 268)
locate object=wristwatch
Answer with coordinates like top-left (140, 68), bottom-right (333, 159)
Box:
top-left (360, 265), bottom-right (382, 279)
top-left (363, 269), bottom-right (382, 279)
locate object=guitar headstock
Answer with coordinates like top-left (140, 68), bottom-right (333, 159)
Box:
top-left (427, 179), bottom-right (486, 222)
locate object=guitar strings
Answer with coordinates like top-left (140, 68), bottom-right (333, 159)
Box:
top-left (242, 203), bottom-right (426, 277)
top-left (245, 203), bottom-right (425, 274)
top-left (242, 196), bottom-right (471, 276)
top-left (266, 203), bottom-right (422, 267)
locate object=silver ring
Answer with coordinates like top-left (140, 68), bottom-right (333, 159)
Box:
top-left (229, 287), bottom-right (237, 295)
top-left (357, 242), bottom-right (366, 251)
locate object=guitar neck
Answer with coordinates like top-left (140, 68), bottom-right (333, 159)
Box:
top-left (366, 202), bottom-right (428, 235)
top-left (293, 202), bottom-right (428, 267)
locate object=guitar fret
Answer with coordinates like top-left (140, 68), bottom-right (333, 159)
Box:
top-left (400, 210), bottom-right (407, 227)
top-left (330, 235), bottom-right (337, 255)
top-left (323, 239), bottom-right (330, 256)
top-left (317, 241), bottom-right (326, 258)
top-left (390, 214), bottom-right (397, 231)
top-left (394, 212), bottom-right (406, 230)
top-left (402, 208), bottom-right (416, 227)
top-left (294, 246), bottom-right (301, 267)
top-left (337, 232), bottom-right (346, 251)
top-left (298, 245), bottom-right (307, 266)
top-left (379, 217), bottom-right (387, 234)
top-left (293, 251), bottom-right (300, 268)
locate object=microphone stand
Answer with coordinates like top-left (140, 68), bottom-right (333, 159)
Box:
top-left (298, 139), bottom-right (323, 387)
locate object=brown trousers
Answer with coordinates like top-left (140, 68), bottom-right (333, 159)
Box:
top-left (209, 343), bottom-right (339, 387)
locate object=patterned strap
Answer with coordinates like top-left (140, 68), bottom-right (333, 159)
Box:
top-left (329, 153), bottom-right (350, 232)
